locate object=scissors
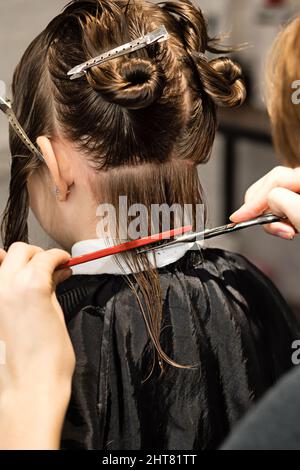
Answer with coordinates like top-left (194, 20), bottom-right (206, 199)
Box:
top-left (59, 214), bottom-right (284, 270)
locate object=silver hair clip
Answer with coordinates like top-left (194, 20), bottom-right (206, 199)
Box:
top-left (0, 80), bottom-right (45, 163)
top-left (68, 25), bottom-right (169, 80)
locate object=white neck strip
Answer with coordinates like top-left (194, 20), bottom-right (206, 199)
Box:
top-left (71, 238), bottom-right (202, 275)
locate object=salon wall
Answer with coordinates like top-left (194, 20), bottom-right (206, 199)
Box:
top-left (1, 1), bottom-right (300, 309)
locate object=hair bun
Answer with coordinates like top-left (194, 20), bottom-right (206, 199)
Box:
top-left (86, 58), bottom-right (166, 110)
top-left (199, 57), bottom-right (246, 108)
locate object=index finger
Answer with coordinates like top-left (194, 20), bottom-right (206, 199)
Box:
top-left (29, 249), bottom-right (71, 276)
top-left (0, 243), bottom-right (44, 275)
top-left (231, 167), bottom-right (300, 222)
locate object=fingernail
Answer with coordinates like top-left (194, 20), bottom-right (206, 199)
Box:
top-left (277, 232), bottom-right (295, 240)
top-left (61, 268), bottom-right (73, 280)
top-left (230, 209), bottom-right (242, 221)
top-left (230, 205), bottom-right (251, 221)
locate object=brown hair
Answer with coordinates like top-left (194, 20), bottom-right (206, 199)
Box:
top-left (267, 16), bottom-right (300, 167)
top-left (1, 0), bottom-right (246, 373)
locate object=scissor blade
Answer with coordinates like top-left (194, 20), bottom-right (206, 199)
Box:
top-left (138, 214), bottom-right (283, 253)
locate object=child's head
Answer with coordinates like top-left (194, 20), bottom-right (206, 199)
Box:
top-left (267, 16), bottom-right (300, 167)
top-left (2, 0), bottom-right (246, 250)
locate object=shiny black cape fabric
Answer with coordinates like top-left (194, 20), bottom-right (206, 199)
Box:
top-left (57, 248), bottom-right (299, 450)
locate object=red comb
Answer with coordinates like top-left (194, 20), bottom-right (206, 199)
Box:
top-left (58, 225), bottom-right (193, 270)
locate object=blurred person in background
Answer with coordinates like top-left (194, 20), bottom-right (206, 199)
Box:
top-left (224, 15), bottom-right (300, 450)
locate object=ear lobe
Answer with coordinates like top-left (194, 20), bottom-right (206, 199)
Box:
top-left (36, 136), bottom-right (69, 201)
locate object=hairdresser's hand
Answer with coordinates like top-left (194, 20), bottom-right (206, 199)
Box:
top-left (230, 166), bottom-right (300, 239)
top-left (0, 243), bottom-right (75, 450)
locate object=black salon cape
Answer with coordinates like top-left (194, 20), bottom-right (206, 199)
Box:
top-left (56, 248), bottom-right (299, 450)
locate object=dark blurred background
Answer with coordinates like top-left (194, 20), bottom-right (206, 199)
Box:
top-left (1, 0), bottom-right (300, 313)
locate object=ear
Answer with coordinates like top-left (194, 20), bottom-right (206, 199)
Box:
top-left (36, 136), bottom-right (72, 202)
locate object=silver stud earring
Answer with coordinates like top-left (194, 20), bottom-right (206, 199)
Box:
top-left (55, 186), bottom-right (71, 199)
top-left (55, 187), bottom-right (61, 199)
